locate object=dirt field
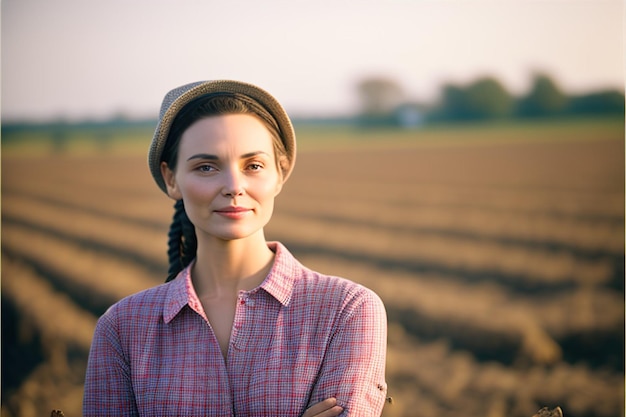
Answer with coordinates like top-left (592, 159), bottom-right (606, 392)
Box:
top-left (2, 122), bottom-right (624, 417)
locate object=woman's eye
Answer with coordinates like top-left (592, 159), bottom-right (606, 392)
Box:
top-left (198, 164), bottom-right (216, 172)
top-left (247, 163), bottom-right (263, 171)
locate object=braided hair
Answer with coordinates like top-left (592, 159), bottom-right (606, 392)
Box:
top-left (162, 93), bottom-right (289, 282)
top-left (165, 199), bottom-right (197, 282)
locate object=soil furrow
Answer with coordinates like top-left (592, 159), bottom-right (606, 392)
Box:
top-left (2, 223), bottom-right (160, 316)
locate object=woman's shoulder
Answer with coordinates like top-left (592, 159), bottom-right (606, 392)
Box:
top-left (284, 266), bottom-right (387, 337)
top-left (274, 242), bottom-right (381, 299)
top-left (293, 264), bottom-right (385, 313)
top-left (100, 279), bottom-right (174, 321)
top-left (91, 279), bottom-right (181, 349)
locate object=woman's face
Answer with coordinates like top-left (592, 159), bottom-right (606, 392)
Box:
top-left (161, 113), bottom-right (283, 242)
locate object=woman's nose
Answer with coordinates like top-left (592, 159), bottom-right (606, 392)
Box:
top-left (222, 169), bottom-right (246, 197)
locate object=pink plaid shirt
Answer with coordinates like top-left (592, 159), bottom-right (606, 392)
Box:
top-left (83, 242), bottom-right (387, 416)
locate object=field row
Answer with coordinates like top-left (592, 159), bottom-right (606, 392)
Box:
top-left (2, 222), bottom-right (157, 315)
top-left (1, 255), bottom-right (94, 417)
top-left (383, 326), bottom-right (623, 417)
top-left (277, 180), bottom-right (624, 254)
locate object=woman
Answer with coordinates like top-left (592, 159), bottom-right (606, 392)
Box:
top-left (83, 80), bottom-right (388, 416)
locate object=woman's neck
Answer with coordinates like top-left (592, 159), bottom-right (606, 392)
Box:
top-left (191, 232), bottom-right (275, 299)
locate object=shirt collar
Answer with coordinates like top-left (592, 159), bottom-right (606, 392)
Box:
top-left (259, 241), bottom-right (297, 307)
top-left (163, 267), bottom-right (194, 324)
top-left (163, 241), bottom-right (299, 323)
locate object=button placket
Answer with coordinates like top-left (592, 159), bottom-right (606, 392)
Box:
top-left (231, 293), bottom-right (247, 350)
top-left (231, 292), bottom-right (259, 351)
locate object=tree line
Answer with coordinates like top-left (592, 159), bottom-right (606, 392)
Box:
top-left (2, 72), bottom-right (623, 134)
top-left (357, 73), bottom-right (625, 127)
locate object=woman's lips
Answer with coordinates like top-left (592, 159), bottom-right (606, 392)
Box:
top-left (214, 206), bottom-right (252, 219)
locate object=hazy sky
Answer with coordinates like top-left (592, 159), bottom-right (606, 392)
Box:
top-left (2, 0), bottom-right (623, 121)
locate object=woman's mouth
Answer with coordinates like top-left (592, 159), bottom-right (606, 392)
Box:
top-left (214, 206), bottom-right (252, 219)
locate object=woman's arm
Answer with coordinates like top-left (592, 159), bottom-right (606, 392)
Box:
top-left (83, 312), bottom-right (138, 417)
top-left (307, 288), bottom-right (388, 416)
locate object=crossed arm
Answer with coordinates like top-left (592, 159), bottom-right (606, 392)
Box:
top-left (303, 398), bottom-right (344, 417)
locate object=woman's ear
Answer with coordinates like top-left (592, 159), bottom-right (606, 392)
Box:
top-left (274, 156), bottom-right (289, 197)
top-left (274, 180), bottom-right (284, 197)
top-left (161, 161), bottom-right (182, 200)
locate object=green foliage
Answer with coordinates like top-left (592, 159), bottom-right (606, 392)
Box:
top-left (516, 73), bottom-right (568, 117)
top-left (355, 72), bottom-right (624, 126)
top-left (437, 77), bottom-right (514, 121)
top-left (465, 77), bottom-right (515, 119)
top-left (567, 90), bottom-right (625, 115)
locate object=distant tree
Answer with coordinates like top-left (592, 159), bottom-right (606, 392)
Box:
top-left (438, 84), bottom-right (470, 121)
top-left (464, 77), bottom-right (514, 119)
top-left (567, 90), bottom-right (625, 116)
top-left (516, 73), bottom-right (568, 117)
top-left (435, 77), bottom-right (513, 121)
top-left (356, 77), bottom-right (405, 126)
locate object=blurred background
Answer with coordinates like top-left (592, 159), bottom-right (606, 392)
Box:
top-left (2, 1), bottom-right (624, 416)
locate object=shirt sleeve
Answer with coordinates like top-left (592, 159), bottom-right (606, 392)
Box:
top-left (308, 287), bottom-right (388, 417)
top-left (83, 308), bottom-right (139, 417)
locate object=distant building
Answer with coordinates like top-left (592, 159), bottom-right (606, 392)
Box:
top-left (394, 103), bottom-right (424, 128)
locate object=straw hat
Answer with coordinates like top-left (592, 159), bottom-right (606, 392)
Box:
top-left (148, 80), bottom-right (296, 194)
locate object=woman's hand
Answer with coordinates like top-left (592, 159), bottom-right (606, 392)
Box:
top-left (302, 397), bottom-right (343, 417)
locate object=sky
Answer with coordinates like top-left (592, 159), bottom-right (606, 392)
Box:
top-left (1, 0), bottom-right (624, 122)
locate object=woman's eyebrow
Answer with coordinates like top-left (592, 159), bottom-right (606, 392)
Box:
top-left (187, 151), bottom-right (270, 162)
top-left (241, 151), bottom-right (270, 159)
top-left (187, 153), bottom-right (219, 161)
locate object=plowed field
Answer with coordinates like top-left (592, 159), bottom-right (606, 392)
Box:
top-left (2, 121), bottom-right (624, 417)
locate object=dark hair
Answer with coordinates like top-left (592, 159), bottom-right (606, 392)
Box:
top-left (162, 93), bottom-right (289, 282)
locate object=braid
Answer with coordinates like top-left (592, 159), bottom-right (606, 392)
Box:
top-left (165, 199), bottom-right (197, 282)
